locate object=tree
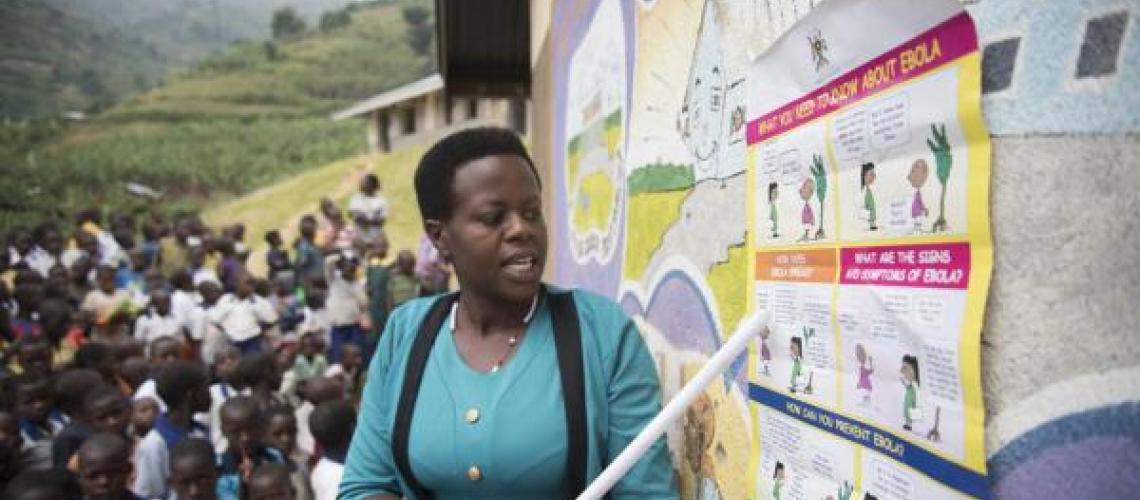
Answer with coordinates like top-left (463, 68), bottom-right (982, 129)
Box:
top-left (271, 7), bottom-right (306, 39)
top-left (402, 6), bottom-right (429, 25)
top-left (810, 154), bottom-right (828, 239)
top-left (319, 10), bottom-right (352, 33)
top-left (926, 124), bottom-right (952, 232)
top-left (402, 5), bottom-right (433, 56)
top-left (263, 41), bottom-right (281, 61)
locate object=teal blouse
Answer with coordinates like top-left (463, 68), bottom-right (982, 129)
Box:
top-left (339, 287), bottom-right (678, 500)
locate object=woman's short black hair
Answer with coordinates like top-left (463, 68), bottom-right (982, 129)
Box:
top-left (414, 127), bottom-right (539, 221)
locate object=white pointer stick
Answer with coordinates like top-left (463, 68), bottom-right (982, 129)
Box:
top-left (576, 311), bottom-right (770, 500)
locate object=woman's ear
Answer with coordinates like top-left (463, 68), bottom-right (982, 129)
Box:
top-left (424, 220), bottom-right (450, 260)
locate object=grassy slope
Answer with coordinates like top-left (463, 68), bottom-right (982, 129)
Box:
top-left (202, 144), bottom-right (428, 276)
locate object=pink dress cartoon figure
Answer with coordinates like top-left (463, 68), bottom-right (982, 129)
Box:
top-left (855, 343), bottom-right (874, 405)
top-left (759, 325), bottom-right (772, 376)
top-left (908, 159), bottom-right (930, 234)
top-left (798, 178), bottom-right (815, 242)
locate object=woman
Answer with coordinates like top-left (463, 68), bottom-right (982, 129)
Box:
top-left (340, 128), bottom-right (677, 499)
top-left (348, 173), bottom-right (390, 246)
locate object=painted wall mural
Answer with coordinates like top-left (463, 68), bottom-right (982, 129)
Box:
top-left (543, 0), bottom-right (1140, 498)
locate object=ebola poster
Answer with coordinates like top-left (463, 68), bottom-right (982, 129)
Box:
top-left (745, 0), bottom-right (993, 498)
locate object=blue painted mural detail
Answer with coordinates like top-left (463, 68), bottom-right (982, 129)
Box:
top-left (968, 0), bottom-right (1138, 134)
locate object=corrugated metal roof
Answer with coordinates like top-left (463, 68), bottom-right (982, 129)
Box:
top-left (331, 74), bottom-right (445, 120)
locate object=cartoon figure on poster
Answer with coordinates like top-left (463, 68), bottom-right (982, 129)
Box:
top-left (754, 127), bottom-right (836, 247)
top-left (907, 159), bottom-right (930, 234)
top-left (768, 183), bottom-right (780, 238)
top-left (798, 178), bottom-right (815, 242)
top-left (788, 332), bottom-right (815, 394)
top-left (772, 461), bottom-right (785, 500)
top-left (855, 343), bottom-right (874, 406)
top-left (900, 354), bottom-right (921, 431)
top-left (860, 162), bottom-right (878, 231)
top-left (758, 324), bottom-right (772, 376)
top-left (830, 75), bottom-right (969, 241)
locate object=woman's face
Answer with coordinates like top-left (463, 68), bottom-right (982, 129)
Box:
top-left (432, 154), bottom-right (547, 304)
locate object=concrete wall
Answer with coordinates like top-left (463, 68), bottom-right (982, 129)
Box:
top-left (366, 94), bottom-right (514, 154)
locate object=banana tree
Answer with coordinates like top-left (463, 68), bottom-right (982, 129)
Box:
top-left (810, 154), bottom-right (827, 239)
top-left (926, 124), bottom-right (952, 232)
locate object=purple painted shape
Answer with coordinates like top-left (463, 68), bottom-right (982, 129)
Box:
top-left (642, 275), bottom-right (720, 354)
top-left (992, 437), bottom-right (1140, 500)
top-left (621, 271), bottom-right (748, 388)
top-left (619, 293), bottom-right (643, 319)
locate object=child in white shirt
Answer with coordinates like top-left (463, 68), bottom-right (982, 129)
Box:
top-left (209, 272), bottom-right (277, 355)
top-left (309, 400), bottom-right (356, 500)
top-left (324, 252), bottom-right (369, 364)
top-left (134, 290), bottom-right (183, 345)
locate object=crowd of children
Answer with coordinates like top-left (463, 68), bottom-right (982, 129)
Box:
top-left (0, 174), bottom-right (452, 499)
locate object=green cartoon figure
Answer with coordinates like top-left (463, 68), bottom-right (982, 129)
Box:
top-left (901, 354), bottom-right (921, 431)
top-left (838, 480), bottom-right (854, 500)
top-left (772, 461), bottom-right (785, 500)
top-left (927, 124), bottom-right (952, 233)
top-left (810, 155), bottom-right (828, 239)
top-left (860, 162), bottom-right (878, 231)
top-left (768, 182), bottom-right (780, 238)
top-left (789, 337), bottom-right (804, 393)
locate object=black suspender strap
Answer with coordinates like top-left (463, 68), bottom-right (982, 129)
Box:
top-left (392, 292), bottom-right (457, 500)
top-left (549, 291), bottom-right (588, 499)
top-left (392, 289), bottom-right (587, 500)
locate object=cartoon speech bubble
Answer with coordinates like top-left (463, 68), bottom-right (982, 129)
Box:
top-left (888, 197), bottom-right (911, 230)
top-left (759, 148), bottom-right (780, 179)
top-left (870, 93), bottom-right (911, 151)
top-left (779, 149), bottom-right (802, 185)
top-left (832, 108), bottom-right (870, 161)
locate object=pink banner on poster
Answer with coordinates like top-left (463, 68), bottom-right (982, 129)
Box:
top-left (747, 12), bottom-right (978, 145)
top-left (840, 242), bottom-right (970, 289)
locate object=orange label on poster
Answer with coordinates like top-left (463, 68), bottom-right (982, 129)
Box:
top-left (755, 249), bottom-right (837, 283)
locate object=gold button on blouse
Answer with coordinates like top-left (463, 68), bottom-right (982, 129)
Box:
top-left (464, 408), bottom-right (480, 424)
top-left (467, 465), bottom-right (482, 482)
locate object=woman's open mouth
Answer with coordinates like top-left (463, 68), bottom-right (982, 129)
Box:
top-left (502, 252), bottom-right (542, 282)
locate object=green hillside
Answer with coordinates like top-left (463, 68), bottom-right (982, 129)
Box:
top-left (0, 0), bottom-right (167, 117)
top-left (0, 0), bottom-right (434, 234)
top-left (0, 0), bottom-right (369, 118)
top-left (106, 0), bottom-right (430, 121)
